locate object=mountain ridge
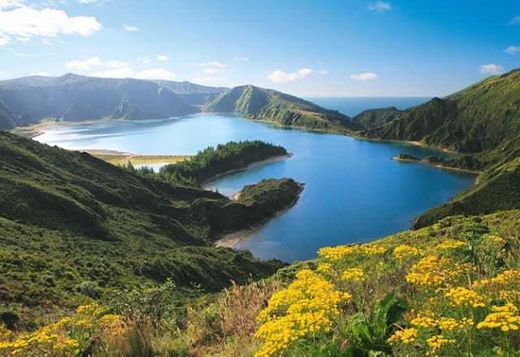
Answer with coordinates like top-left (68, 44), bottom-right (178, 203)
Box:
top-left (204, 84), bottom-right (359, 132)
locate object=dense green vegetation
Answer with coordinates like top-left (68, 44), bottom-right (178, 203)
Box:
top-left (158, 140), bottom-right (288, 186)
top-left (393, 153), bottom-right (420, 162)
top-left (3, 210), bottom-right (516, 356)
top-left (359, 69), bottom-right (520, 171)
top-left (204, 85), bottom-right (358, 132)
top-left (0, 132), bottom-right (307, 327)
top-left (415, 157), bottom-right (520, 228)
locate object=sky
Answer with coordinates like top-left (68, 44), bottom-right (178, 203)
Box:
top-left (0, 0), bottom-right (519, 97)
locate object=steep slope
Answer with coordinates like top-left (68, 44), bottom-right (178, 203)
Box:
top-left (414, 157), bottom-right (520, 228)
top-left (0, 100), bottom-right (16, 130)
top-left (361, 69), bottom-right (520, 169)
top-left (154, 80), bottom-right (227, 106)
top-left (352, 106), bottom-right (400, 129)
top-left (205, 85), bottom-right (358, 132)
top-left (0, 74), bottom-right (197, 127)
top-left (0, 132), bottom-right (298, 314)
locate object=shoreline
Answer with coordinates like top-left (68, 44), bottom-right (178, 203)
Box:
top-left (392, 155), bottom-right (480, 175)
top-left (203, 153), bottom-right (293, 187)
top-left (215, 183), bottom-right (304, 249)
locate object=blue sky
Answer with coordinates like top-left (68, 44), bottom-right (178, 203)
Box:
top-left (0, 0), bottom-right (519, 96)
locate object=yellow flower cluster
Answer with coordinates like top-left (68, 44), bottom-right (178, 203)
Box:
top-left (255, 269), bottom-right (351, 357)
top-left (477, 303), bottom-right (520, 332)
top-left (0, 303), bottom-right (125, 355)
top-left (435, 239), bottom-right (467, 250)
top-left (405, 255), bottom-right (471, 289)
top-left (318, 244), bottom-right (386, 261)
top-left (474, 269), bottom-right (520, 289)
top-left (411, 314), bottom-right (437, 329)
top-left (393, 244), bottom-right (421, 261)
top-left (316, 262), bottom-right (334, 275)
top-left (426, 335), bottom-right (455, 350)
top-left (341, 268), bottom-right (365, 282)
top-left (445, 287), bottom-right (486, 308)
top-left (387, 327), bottom-right (418, 345)
top-left (410, 314), bottom-right (473, 332)
top-left (437, 317), bottom-right (473, 331)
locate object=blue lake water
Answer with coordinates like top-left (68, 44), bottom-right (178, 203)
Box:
top-left (35, 98), bottom-right (474, 262)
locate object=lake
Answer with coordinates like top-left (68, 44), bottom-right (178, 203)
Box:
top-left (35, 98), bottom-right (474, 262)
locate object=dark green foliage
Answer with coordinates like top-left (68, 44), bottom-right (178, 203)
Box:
top-left (415, 157), bottom-right (520, 228)
top-left (394, 153), bottom-right (420, 161)
top-left (0, 132), bottom-right (295, 321)
top-left (159, 140), bottom-right (288, 186)
top-left (205, 85), bottom-right (359, 132)
top-left (345, 293), bottom-right (407, 355)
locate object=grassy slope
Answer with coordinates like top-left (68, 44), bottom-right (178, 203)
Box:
top-left (121, 210), bottom-right (519, 356)
top-left (204, 85), bottom-right (358, 132)
top-left (360, 69), bottom-right (520, 169)
top-left (415, 157), bottom-right (520, 228)
top-left (0, 132), bottom-right (301, 324)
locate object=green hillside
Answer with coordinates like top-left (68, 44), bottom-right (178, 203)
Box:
top-left (360, 69), bottom-right (520, 170)
top-left (4, 209), bottom-right (517, 356)
top-left (414, 157), bottom-right (520, 228)
top-left (0, 132), bottom-right (306, 325)
top-left (204, 85), bottom-right (358, 132)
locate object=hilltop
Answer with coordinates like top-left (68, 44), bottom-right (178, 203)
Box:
top-left (204, 85), bottom-right (358, 132)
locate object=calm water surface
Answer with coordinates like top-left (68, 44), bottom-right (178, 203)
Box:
top-left (36, 98), bottom-right (474, 262)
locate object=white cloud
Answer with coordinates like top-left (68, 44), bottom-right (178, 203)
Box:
top-left (134, 68), bottom-right (175, 81)
top-left (0, 35), bottom-right (10, 46)
top-left (66, 56), bottom-right (128, 71)
top-left (480, 64), bottom-right (504, 75)
top-left (77, 0), bottom-right (110, 5)
top-left (268, 68), bottom-right (313, 83)
top-left (66, 56), bottom-right (176, 80)
top-left (368, 1), bottom-right (391, 12)
top-left (156, 54), bottom-right (169, 62)
top-left (197, 61), bottom-right (227, 68)
top-left (505, 46), bottom-right (520, 55)
top-left (123, 24), bottom-right (139, 32)
top-left (349, 72), bottom-right (378, 81)
top-left (0, 1), bottom-right (102, 45)
top-left (510, 16), bottom-right (520, 25)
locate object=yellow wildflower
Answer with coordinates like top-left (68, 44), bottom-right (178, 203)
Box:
top-left (426, 335), bottom-right (455, 351)
top-left (393, 244), bottom-right (421, 261)
top-left (477, 303), bottom-right (520, 332)
top-left (316, 263), bottom-right (334, 275)
top-left (255, 269), bottom-right (350, 357)
top-left (387, 327), bottom-right (418, 345)
top-left (437, 317), bottom-right (473, 331)
top-left (411, 314), bottom-right (437, 329)
top-left (341, 268), bottom-right (365, 282)
top-left (436, 239), bottom-right (467, 250)
top-left (445, 287), bottom-right (486, 308)
top-left (405, 255), bottom-right (471, 289)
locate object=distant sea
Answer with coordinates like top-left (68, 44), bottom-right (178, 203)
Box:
top-left (306, 97), bottom-right (431, 117)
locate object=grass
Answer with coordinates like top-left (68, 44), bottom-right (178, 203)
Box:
top-left (87, 151), bottom-right (191, 167)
